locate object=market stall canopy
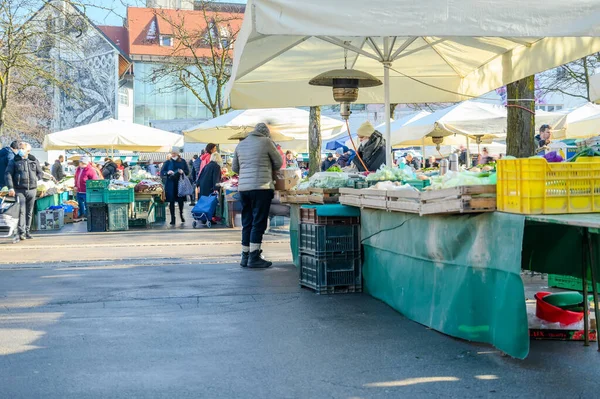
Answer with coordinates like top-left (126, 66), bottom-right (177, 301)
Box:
top-left (552, 102), bottom-right (600, 139)
top-left (183, 108), bottom-right (346, 144)
top-left (225, 0), bottom-right (600, 109)
top-left (43, 119), bottom-right (184, 152)
top-left (390, 101), bottom-right (566, 146)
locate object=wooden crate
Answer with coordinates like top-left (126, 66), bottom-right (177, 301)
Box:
top-left (308, 194), bottom-right (339, 204)
top-left (386, 189), bottom-right (421, 213)
top-left (339, 188), bottom-right (364, 196)
top-left (420, 185), bottom-right (497, 215)
top-left (339, 195), bottom-right (362, 207)
top-left (361, 189), bottom-right (388, 210)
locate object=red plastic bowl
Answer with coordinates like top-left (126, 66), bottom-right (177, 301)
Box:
top-left (535, 291), bottom-right (585, 325)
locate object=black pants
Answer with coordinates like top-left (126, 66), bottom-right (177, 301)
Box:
top-left (240, 189), bottom-right (274, 246)
top-left (169, 199), bottom-right (185, 220)
top-left (16, 189), bottom-right (36, 235)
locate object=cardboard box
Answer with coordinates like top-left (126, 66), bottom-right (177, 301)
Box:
top-left (36, 208), bottom-right (64, 230)
top-left (64, 211), bottom-right (74, 224)
top-left (275, 177), bottom-right (299, 191)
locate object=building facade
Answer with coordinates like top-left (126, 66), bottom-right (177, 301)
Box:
top-left (38, 2), bottom-right (132, 132)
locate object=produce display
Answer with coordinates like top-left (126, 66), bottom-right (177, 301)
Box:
top-left (366, 165), bottom-right (415, 182)
top-left (427, 170), bottom-right (496, 190)
top-left (295, 172), bottom-right (353, 190)
top-left (134, 180), bottom-right (163, 193)
top-left (367, 181), bottom-right (419, 192)
top-left (107, 180), bottom-right (135, 190)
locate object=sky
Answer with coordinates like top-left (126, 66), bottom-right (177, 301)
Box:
top-left (86, 0), bottom-right (246, 26)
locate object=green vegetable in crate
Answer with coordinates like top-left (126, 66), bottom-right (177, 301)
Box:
top-left (326, 165), bottom-right (342, 173)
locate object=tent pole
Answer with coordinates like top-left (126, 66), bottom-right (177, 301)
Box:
top-left (384, 63), bottom-right (392, 166)
top-left (466, 137), bottom-right (470, 168)
top-left (421, 136), bottom-right (426, 169)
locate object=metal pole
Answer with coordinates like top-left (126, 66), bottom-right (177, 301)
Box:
top-left (384, 63), bottom-right (392, 166)
top-left (582, 233), bottom-right (590, 347)
top-left (421, 136), bottom-right (426, 168)
top-left (466, 136), bottom-right (470, 167)
top-left (586, 229), bottom-right (600, 351)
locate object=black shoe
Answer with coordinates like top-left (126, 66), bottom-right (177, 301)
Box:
top-left (25, 233), bottom-right (33, 239)
top-left (247, 250), bottom-right (272, 269)
top-left (19, 235), bottom-right (26, 241)
top-left (180, 214), bottom-right (186, 223)
top-left (189, 202), bottom-right (196, 206)
top-left (170, 217), bottom-right (176, 225)
top-left (240, 252), bottom-right (249, 267)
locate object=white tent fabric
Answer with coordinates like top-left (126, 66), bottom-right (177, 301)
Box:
top-left (552, 102), bottom-right (600, 139)
top-left (390, 101), bottom-right (566, 146)
top-left (43, 119), bottom-right (184, 152)
top-left (183, 108), bottom-right (346, 145)
top-left (225, 0), bottom-right (600, 164)
top-left (590, 74), bottom-right (600, 103)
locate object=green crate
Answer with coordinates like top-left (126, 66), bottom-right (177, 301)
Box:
top-left (35, 194), bottom-right (59, 211)
top-left (154, 201), bottom-right (166, 223)
top-left (548, 274), bottom-right (600, 292)
top-left (59, 191), bottom-right (69, 204)
top-left (86, 180), bottom-right (110, 190)
top-left (86, 188), bottom-right (105, 204)
top-left (107, 203), bottom-right (129, 231)
top-left (104, 188), bottom-right (134, 204)
top-left (404, 179), bottom-right (431, 191)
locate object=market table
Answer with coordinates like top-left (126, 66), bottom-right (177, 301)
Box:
top-left (289, 207), bottom-right (600, 359)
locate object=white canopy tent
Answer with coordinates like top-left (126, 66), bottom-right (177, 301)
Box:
top-left (390, 101), bottom-right (566, 146)
top-left (225, 0), bottom-right (600, 165)
top-left (183, 108), bottom-right (346, 148)
top-left (552, 102), bottom-right (600, 139)
top-left (43, 119), bottom-right (184, 152)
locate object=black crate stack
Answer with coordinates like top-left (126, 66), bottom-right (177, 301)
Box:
top-left (298, 207), bottom-right (362, 294)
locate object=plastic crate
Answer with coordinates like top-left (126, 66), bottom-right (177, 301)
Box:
top-left (104, 188), bottom-right (134, 204)
top-left (35, 194), bottom-right (59, 211)
top-left (87, 204), bottom-right (107, 232)
top-left (299, 252), bottom-right (362, 294)
top-left (497, 158), bottom-right (600, 214)
top-left (59, 191), bottom-right (69, 204)
top-left (133, 199), bottom-right (154, 218)
top-left (548, 274), bottom-right (600, 292)
top-left (128, 218), bottom-right (148, 228)
top-left (86, 180), bottom-right (110, 190)
top-left (154, 201), bottom-right (166, 223)
top-left (86, 188), bottom-right (105, 204)
top-left (107, 203), bottom-right (129, 231)
top-left (404, 179), bottom-right (431, 191)
top-left (299, 223), bottom-right (360, 256)
top-left (300, 207), bottom-right (360, 225)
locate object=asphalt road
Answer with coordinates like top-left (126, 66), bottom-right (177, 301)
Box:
top-left (1, 230), bottom-right (600, 398)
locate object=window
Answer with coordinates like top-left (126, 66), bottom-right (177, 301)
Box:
top-left (118, 88), bottom-right (129, 106)
top-left (160, 35), bottom-right (173, 47)
top-left (219, 26), bottom-right (231, 49)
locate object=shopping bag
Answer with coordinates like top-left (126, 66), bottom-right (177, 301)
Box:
top-left (178, 175), bottom-right (194, 197)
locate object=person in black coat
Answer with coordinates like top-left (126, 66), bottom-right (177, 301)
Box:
top-left (160, 150), bottom-right (190, 225)
top-left (0, 140), bottom-right (19, 188)
top-left (102, 158), bottom-right (119, 180)
top-left (352, 121), bottom-right (386, 172)
top-left (197, 152), bottom-right (222, 198)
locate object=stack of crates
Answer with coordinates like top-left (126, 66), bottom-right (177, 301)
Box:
top-left (298, 206), bottom-right (362, 294)
top-left (86, 180), bottom-right (109, 232)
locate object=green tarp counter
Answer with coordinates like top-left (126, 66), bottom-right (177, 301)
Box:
top-left (360, 209), bottom-right (600, 359)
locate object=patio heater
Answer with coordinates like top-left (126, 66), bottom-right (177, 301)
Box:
top-left (309, 69), bottom-right (382, 120)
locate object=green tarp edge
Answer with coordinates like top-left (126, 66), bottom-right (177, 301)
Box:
top-left (360, 209), bottom-right (530, 359)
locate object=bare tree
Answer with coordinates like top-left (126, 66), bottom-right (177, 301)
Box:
top-left (538, 54), bottom-right (600, 102)
top-left (506, 76), bottom-right (535, 158)
top-left (308, 106), bottom-right (321, 177)
top-left (147, 1), bottom-right (243, 118)
top-left (0, 0), bottom-right (122, 142)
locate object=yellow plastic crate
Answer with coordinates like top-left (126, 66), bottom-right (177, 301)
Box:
top-left (497, 158), bottom-right (600, 214)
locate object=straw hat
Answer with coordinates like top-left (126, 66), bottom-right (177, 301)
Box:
top-left (357, 121), bottom-right (375, 138)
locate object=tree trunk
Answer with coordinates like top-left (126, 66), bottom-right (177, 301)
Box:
top-left (506, 76), bottom-right (535, 158)
top-left (390, 103), bottom-right (398, 120)
top-left (308, 106), bottom-right (321, 177)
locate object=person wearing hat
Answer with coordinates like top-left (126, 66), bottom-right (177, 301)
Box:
top-left (353, 121), bottom-right (386, 172)
top-left (74, 156), bottom-right (98, 219)
top-left (232, 123), bottom-right (283, 268)
top-left (321, 153), bottom-right (337, 172)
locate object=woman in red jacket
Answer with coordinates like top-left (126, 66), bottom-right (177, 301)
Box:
top-left (74, 156), bottom-right (98, 218)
